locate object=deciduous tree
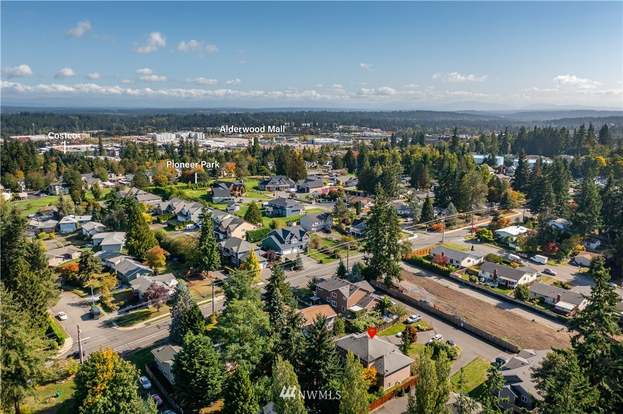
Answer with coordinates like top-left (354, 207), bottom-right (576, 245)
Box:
top-left (339, 352), bottom-right (369, 414)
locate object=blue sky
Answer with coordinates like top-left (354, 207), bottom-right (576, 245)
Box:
top-left (2, 1), bottom-right (622, 109)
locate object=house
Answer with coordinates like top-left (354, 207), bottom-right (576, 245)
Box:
top-left (58, 215), bottom-right (92, 234)
top-left (430, 246), bottom-right (484, 268)
top-left (547, 218), bottom-right (572, 233)
top-left (226, 202), bottom-right (240, 213)
top-left (120, 187), bottom-right (162, 207)
top-left (266, 197), bottom-right (302, 217)
top-left (130, 273), bottom-right (178, 299)
top-left (81, 221), bottom-right (106, 238)
top-left (46, 245), bottom-right (82, 267)
top-left (335, 333), bottom-right (414, 389)
top-left (298, 304), bottom-right (338, 328)
top-left (261, 226), bottom-right (309, 256)
top-left (528, 282), bottom-right (588, 315)
top-left (176, 201), bottom-right (203, 224)
top-left (220, 237), bottom-right (268, 268)
top-left (211, 181), bottom-right (245, 203)
top-left (112, 257), bottom-right (154, 281)
top-left (80, 173), bottom-right (102, 189)
top-left (393, 201), bottom-right (414, 218)
top-left (151, 344), bottom-right (182, 385)
top-left (27, 218), bottom-right (58, 235)
top-left (573, 252), bottom-right (603, 267)
top-left (296, 176), bottom-right (325, 193)
top-left (349, 220), bottom-right (367, 237)
top-left (258, 175), bottom-right (295, 191)
top-left (215, 215), bottom-right (257, 241)
top-left (92, 232), bottom-right (126, 253)
top-left (478, 262), bottom-right (538, 289)
top-left (315, 278), bottom-right (379, 314)
top-left (498, 349), bottom-right (548, 411)
top-left (300, 212), bottom-right (332, 232)
top-left (494, 226), bottom-right (528, 247)
top-left (47, 182), bottom-right (69, 195)
top-left (156, 197), bottom-right (187, 216)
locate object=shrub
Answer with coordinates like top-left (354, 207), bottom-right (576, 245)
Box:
top-left (405, 255), bottom-right (452, 276)
top-left (246, 227), bottom-right (271, 243)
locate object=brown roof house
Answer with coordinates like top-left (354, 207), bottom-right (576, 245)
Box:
top-left (315, 278), bottom-right (379, 314)
top-left (298, 304), bottom-right (338, 328)
top-left (336, 333), bottom-right (414, 389)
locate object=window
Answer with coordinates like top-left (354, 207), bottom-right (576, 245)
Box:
top-left (331, 291), bottom-right (337, 298)
top-left (521, 395), bottom-right (528, 403)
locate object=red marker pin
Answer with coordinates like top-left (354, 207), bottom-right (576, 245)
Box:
top-left (367, 326), bottom-right (377, 338)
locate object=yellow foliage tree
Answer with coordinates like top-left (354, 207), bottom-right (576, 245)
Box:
top-left (362, 366), bottom-right (377, 388)
top-left (145, 246), bottom-right (167, 273)
top-left (242, 249), bottom-right (261, 282)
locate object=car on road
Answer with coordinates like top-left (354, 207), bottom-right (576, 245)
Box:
top-left (506, 253), bottom-right (522, 263)
top-left (139, 376), bottom-right (152, 390)
top-left (427, 333), bottom-right (443, 343)
top-left (406, 314), bottom-right (422, 324)
top-left (56, 311), bottom-right (68, 321)
top-left (150, 394), bottom-right (163, 407)
top-left (531, 254), bottom-right (549, 265)
top-left (542, 268), bottom-right (557, 276)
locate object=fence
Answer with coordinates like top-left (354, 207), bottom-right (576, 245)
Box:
top-left (368, 376), bottom-right (417, 411)
top-left (371, 280), bottom-right (521, 353)
top-left (145, 364), bottom-right (184, 414)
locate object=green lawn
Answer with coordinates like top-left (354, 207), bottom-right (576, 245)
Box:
top-left (379, 322), bottom-right (405, 336)
top-left (441, 242), bottom-right (469, 252)
top-left (22, 377), bottom-right (77, 414)
top-left (406, 343), bottom-right (427, 360)
top-left (126, 344), bottom-right (160, 375)
top-left (450, 357), bottom-right (491, 395)
top-left (111, 305), bottom-right (170, 327)
top-left (12, 196), bottom-right (60, 215)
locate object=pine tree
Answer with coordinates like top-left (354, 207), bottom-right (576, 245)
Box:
top-left (479, 365), bottom-right (505, 413)
top-left (266, 283), bottom-right (287, 332)
top-left (445, 202), bottom-right (458, 227)
top-left (196, 208), bottom-right (221, 273)
top-left (78, 250), bottom-right (102, 286)
top-left (244, 201), bottom-right (262, 225)
top-left (598, 124), bottom-right (611, 146)
top-left (420, 196), bottom-right (435, 223)
top-left (272, 356), bottom-right (308, 414)
top-left (364, 186), bottom-right (403, 285)
top-left (173, 333), bottom-right (224, 411)
top-left (339, 352), bottom-right (369, 414)
top-left (336, 259), bottom-right (347, 279)
top-left (222, 366), bottom-right (259, 414)
top-left (126, 200), bottom-right (157, 260)
top-left (532, 349), bottom-right (598, 414)
top-left (275, 308), bottom-right (306, 370)
top-left (265, 266), bottom-right (295, 306)
top-left (574, 173), bottom-right (602, 236)
top-left (224, 269), bottom-right (259, 303)
top-left (169, 281), bottom-right (206, 344)
top-left (512, 152), bottom-right (530, 192)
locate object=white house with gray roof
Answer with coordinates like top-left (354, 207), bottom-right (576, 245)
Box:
top-left (431, 245), bottom-right (484, 268)
top-left (529, 282), bottom-right (588, 315)
top-left (479, 262), bottom-right (538, 288)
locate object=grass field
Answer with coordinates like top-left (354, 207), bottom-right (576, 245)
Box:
top-left (379, 322), bottom-right (405, 336)
top-left (22, 377), bottom-right (77, 414)
top-left (450, 357), bottom-right (491, 395)
top-left (111, 305), bottom-right (170, 327)
top-left (12, 195), bottom-right (60, 215)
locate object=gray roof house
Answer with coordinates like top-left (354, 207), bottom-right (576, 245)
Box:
top-left (27, 218), bottom-right (59, 235)
top-left (478, 262), bottom-right (538, 289)
top-left (261, 226), bottom-right (309, 256)
top-left (81, 221), bottom-right (107, 238)
top-left (266, 197), bottom-right (303, 217)
top-left (46, 245), bottom-right (82, 267)
top-left (430, 246), bottom-right (484, 268)
top-left (528, 282), bottom-right (588, 315)
top-left (336, 333), bottom-right (414, 389)
top-left (220, 237), bottom-right (267, 268)
top-left (92, 232), bottom-right (126, 253)
top-left (151, 345), bottom-right (182, 385)
top-left (113, 257), bottom-right (154, 281)
top-left (176, 201), bottom-right (203, 224)
top-left (296, 176), bottom-right (325, 193)
top-left (349, 220), bottom-right (367, 237)
top-left (300, 212), bottom-right (332, 232)
top-left (130, 273), bottom-right (178, 299)
top-left (120, 187), bottom-right (162, 207)
top-left (58, 215), bottom-right (92, 234)
top-left (498, 349), bottom-right (548, 412)
top-left (214, 215), bottom-right (257, 241)
top-left (258, 175), bottom-right (296, 191)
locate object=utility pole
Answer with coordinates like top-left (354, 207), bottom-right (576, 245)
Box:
top-left (211, 280), bottom-right (216, 316)
top-left (441, 217), bottom-right (446, 244)
top-left (77, 325), bottom-right (84, 364)
top-left (346, 242), bottom-right (350, 269)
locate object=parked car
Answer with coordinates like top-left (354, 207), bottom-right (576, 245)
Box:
top-left (427, 333), bottom-right (443, 344)
top-left (494, 356), bottom-right (508, 367)
top-left (139, 376), bottom-right (152, 390)
top-left (531, 254), bottom-right (549, 265)
top-left (543, 268), bottom-right (557, 276)
top-left (150, 394), bottom-right (163, 407)
top-left (506, 253), bottom-right (522, 263)
top-left (406, 314), bottom-right (422, 324)
top-left (56, 311), bottom-right (68, 321)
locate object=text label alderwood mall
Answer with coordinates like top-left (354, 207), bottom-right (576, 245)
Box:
top-left (220, 125), bottom-right (286, 134)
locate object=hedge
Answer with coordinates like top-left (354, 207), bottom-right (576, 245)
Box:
top-left (405, 255), bottom-right (453, 276)
top-left (246, 228), bottom-right (271, 243)
top-left (46, 316), bottom-right (68, 346)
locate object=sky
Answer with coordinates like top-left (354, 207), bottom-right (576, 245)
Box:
top-left (1, 1), bottom-right (622, 110)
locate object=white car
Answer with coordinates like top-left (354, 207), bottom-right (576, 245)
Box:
top-left (396, 332), bottom-right (403, 338)
top-left (139, 375), bottom-right (152, 390)
top-left (406, 314), bottom-right (422, 324)
top-left (56, 311), bottom-right (68, 321)
top-left (427, 333), bottom-right (444, 343)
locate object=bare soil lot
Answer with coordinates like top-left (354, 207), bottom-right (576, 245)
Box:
top-left (401, 271), bottom-right (571, 350)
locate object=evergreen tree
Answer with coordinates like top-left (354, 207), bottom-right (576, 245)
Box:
top-left (169, 281), bottom-right (206, 344)
top-left (75, 348), bottom-right (156, 414)
top-left (275, 307), bottom-right (307, 371)
top-left (574, 173), bottom-right (602, 236)
top-left (598, 124), bottom-right (611, 146)
top-left (196, 208), bottom-right (221, 273)
top-left (420, 196), bottom-right (435, 223)
top-left (125, 200), bottom-right (157, 260)
top-left (479, 365), bottom-right (506, 413)
top-left (445, 202), bottom-right (458, 227)
top-left (0, 287), bottom-right (50, 414)
top-left (266, 283), bottom-right (287, 332)
top-left (409, 347), bottom-right (451, 414)
top-left (78, 250), bottom-right (102, 286)
top-left (173, 333), bottom-right (224, 411)
top-left (224, 269), bottom-right (259, 303)
top-left (244, 201), bottom-right (262, 225)
top-left (222, 366), bottom-right (259, 414)
top-left (336, 259), bottom-right (347, 279)
top-left (569, 258), bottom-right (622, 412)
top-left (532, 349), bottom-right (599, 414)
top-left (272, 356), bottom-right (308, 414)
top-left (512, 152), bottom-right (530, 192)
top-left (455, 368), bottom-right (479, 414)
top-left (339, 352), bottom-right (369, 414)
top-left (365, 186), bottom-right (403, 285)
top-left (265, 265), bottom-right (295, 306)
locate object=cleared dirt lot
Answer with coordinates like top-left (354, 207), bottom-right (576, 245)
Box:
top-left (401, 271), bottom-right (571, 350)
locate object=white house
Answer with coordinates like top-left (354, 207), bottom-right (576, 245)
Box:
top-left (478, 261), bottom-right (538, 289)
top-left (431, 246), bottom-right (484, 268)
top-left (494, 225), bottom-right (529, 248)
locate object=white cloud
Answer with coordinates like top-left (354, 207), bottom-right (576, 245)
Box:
top-left (225, 78), bottom-right (241, 86)
top-left (3, 64), bottom-right (32, 78)
top-left (86, 72), bottom-right (100, 80)
top-left (55, 67), bottom-right (76, 78)
top-left (359, 63), bottom-right (373, 71)
top-left (136, 68), bottom-right (166, 82)
top-left (191, 77), bottom-right (218, 86)
top-left (433, 72), bottom-right (487, 82)
top-left (66, 20), bottom-right (92, 38)
top-left (357, 86), bottom-right (397, 96)
top-left (553, 74), bottom-right (602, 89)
top-left (135, 32), bottom-right (166, 54)
top-left (332, 84), bottom-right (344, 89)
top-left (177, 40), bottom-right (218, 54)
top-left (121, 79), bottom-right (132, 84)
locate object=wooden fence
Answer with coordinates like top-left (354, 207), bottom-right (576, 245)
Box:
top-left (368, 376), bottom-right (417, 411)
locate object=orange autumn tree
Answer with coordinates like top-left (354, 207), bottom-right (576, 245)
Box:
top-left (145, 246), bottom-right (166, 273)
